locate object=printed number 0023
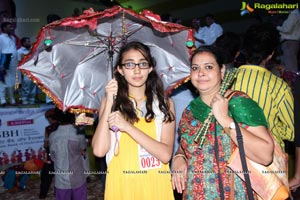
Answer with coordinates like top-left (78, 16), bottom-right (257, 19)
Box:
top-left (141, 156), bottom-right (160, 168)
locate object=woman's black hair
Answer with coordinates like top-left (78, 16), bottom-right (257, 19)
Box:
top-left (191, 45), bottom-right (224, 68)
top-left (113, 41), bottom-right (174, 123)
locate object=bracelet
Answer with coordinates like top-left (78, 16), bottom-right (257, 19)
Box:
top-left (173, 154), bottom-right (188, 162)
top-left (240, 122), bottom-right (249, 129)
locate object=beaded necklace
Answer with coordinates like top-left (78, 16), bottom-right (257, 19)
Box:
top-left (194, 68), bottom-right (237, 148)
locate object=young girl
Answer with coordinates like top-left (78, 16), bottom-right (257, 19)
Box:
top-left (92, 41), bottom-right (175, 200)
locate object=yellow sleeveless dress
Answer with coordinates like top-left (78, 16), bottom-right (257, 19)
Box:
top-left (104, 103), bottom-right (174, 200)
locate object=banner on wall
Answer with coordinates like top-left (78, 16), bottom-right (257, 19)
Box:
top-left (0, 105), bottom-right (54, 169)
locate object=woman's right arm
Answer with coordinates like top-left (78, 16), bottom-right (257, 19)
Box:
top-left (171, 146), bottom-right (188, 193)
top-left (92, 79), bottom-right (118, 157)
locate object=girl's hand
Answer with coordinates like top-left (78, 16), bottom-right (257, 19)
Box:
top-left (107, 111), bottom-right (130, 132)
top-left (105, 79), bottom-right (118, 105)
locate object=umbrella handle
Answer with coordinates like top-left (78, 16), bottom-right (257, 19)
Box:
top-left (113, 127), bottom-right (120, 156)
top-left (111, 125), bottom-right (119, 132)
top-left (111, 95), bottom-right (120, 132)
top-left (111, 94), bottom-right (120, 155)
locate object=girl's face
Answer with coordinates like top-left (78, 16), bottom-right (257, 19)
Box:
top-left (117, 49), bottom-right (153, 89)
top-left (190, 52), bottom-right (225, 95)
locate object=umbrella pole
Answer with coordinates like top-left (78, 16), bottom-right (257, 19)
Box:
top-left (108, 35), bottom-right (114, 79)
top-left (107, 33), bottom-right (118, 114)
top-left (107, 34), bottom-right (120, 156)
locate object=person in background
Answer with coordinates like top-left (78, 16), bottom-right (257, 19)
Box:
top-left (17, 37), bottom-right (36, 105)
top-left (196, 14), bottom-right (223, 46)
top-left (160, 13), bottom-right (173, 22)
top-left (214, 31), bottom-right (242, 69)
top-left (46, 14), bottom-right (61, 24)
top-left (192, 18), bottom-right (207, 49)
top-left (0, 22), bottom-right (18, 105)
top-left (170, 81), bottom-right (196, 200)
top-left (172, 46), bottom-right (273, 199)
top-left (290, 74), bottom-right (300, 197)
top-left (171, 81), bottom-right (197, 159)
top-left (3, 163), bottom-right (30, 192)
top-left (49, 109), bottom-right (87, 200)
top-left (72, 8), bottom-right (80, 17)
top-left (92, 41), bottom-right (175, 200)
top-left (276, 8), bottom-right (300, 72)
top-left (173, 18), bottom-right (182, 25)
top-left (0, 0), bottom-right (20, 48)
top-left (231, 23), bottom-right (294, 150)
top-left (39, 108), bottom-right (58, 199)
top-left (92, 116), bottom-right (107, 195)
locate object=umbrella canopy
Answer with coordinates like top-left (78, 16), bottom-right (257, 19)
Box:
top-left (18, 6), bottom-right (193, 113)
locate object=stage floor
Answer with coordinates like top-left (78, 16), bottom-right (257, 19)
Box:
top-left (0, 174), bottom-right (104, 200)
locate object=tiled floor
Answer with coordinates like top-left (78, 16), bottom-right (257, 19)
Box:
top-left (0, 174), bottom-right (104, 200)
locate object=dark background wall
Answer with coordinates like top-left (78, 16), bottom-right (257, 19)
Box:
top-left (1, 0), bottom-right (295, 43)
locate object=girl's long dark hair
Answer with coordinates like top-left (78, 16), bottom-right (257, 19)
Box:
top-left (113, 41), bottom-right (174, 123)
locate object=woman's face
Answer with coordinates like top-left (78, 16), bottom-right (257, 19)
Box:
top-left (190, 51), bottom-right (225, 95)
top-left (117, 48), bottom-right (153, 89)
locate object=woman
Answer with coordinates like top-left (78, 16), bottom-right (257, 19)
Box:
top-left (171, 46), bottom-right (274, 199)
top-left (92, 41), bottom-right (175, 200)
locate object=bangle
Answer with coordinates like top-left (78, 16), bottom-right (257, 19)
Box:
top-left (173, 154), bottom-right (187, 162)
top-left (240, 122), bottom-right (249, 129)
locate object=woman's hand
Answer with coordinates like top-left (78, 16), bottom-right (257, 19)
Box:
top-left (171, 156), bottom-right (187, 194)
top-left (210, 93), bottom-right (231, 126)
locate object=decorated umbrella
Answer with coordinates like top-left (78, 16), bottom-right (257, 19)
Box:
top-left (18, 6), bottom-right (193, 115)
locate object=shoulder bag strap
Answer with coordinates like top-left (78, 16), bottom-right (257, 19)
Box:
top-left (233, 117), bottom-right (255, 200)
top-left (214, 120), bottom-right (225, 200)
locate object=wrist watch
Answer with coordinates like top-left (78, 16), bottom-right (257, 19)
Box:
top-left (224, 122), bottom-right (236, 134)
